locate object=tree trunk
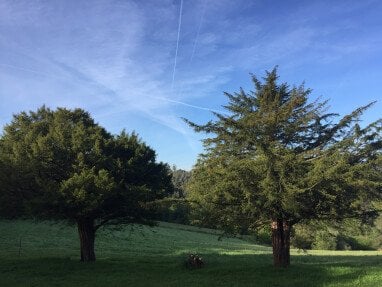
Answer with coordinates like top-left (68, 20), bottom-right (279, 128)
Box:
top-left (271, 219), bottom-right (290, 267)
top-left (77, 218), bottom-right (96, 262)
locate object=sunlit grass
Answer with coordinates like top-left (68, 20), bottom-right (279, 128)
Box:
top-left (0, 220), bottom-right (381, 286)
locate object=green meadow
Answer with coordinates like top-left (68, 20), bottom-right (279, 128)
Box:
top-left (0, 220), bottom-right (381, 287)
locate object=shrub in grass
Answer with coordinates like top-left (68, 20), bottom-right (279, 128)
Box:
top-left (291, 224), bottom-right (315, 250)
top-left (312, 231), bottom-right (337, 250)
top-left (337, 235), bottom-right (375, 250)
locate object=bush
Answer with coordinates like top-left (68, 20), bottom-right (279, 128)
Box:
top-left (312, 231), bottom-right (337, 250)
top-left (252, 227), bottom-right (272, 245)
top-left (336, 235), bottom-right (354, 250)
top-left (291, 219), bottom-right (380, 251)
top-left (292, 234), bottom-right (313, 250)
top-left (291, 224), bottom-right (315, 250)
top-left (156, 200), bottom-right (190, 225)
top-left (336, 235), bottom-right (376, 250)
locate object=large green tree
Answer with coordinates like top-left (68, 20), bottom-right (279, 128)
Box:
top-left (0, 106), bottom-right (172, 261)
top-left (185, 69), bottom-right (382, 267)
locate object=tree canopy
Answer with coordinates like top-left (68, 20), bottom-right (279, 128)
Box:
top-left (171, 166), bottom-right (191, 198)
top-left (185, 68), bottom-right (382, 267)
top-left (0, 106), bottom-right (173, 261)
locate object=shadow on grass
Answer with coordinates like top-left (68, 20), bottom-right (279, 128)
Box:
top-left (1, 253), bottom-right (381, 287)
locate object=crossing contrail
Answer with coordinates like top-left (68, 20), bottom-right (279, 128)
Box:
top-left (154, 96), bottom-right (224, 114)
top-left (189, 1), bottom-right (206, 64)
top-left (175, 1), bottom-right (206, 99)
top-left (171, 0), bottom-right (183, 90)
top-left (0, 63), bottom-right (63, 80)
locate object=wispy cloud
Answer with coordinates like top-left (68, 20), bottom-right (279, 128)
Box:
top-left (1, 0), bottom-right (381, 168)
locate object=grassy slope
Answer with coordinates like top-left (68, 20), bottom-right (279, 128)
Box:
top-left (0, 220), bottom-right (381, 287)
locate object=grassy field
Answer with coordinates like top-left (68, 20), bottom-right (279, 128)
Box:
top-left (0, 220), bottom-right (381, 287)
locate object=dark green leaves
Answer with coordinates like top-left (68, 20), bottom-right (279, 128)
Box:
top-left (0, 106), bottom-right (173, 226)
top-left (185, 68), bottom-right (382, 232)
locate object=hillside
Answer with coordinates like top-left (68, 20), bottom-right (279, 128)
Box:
top-left (0, 220), bottom-right (381, 287)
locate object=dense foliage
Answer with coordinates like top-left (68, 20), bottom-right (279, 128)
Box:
top-left (291, 217), bottom-right (382, 251)
top-left (156, 167), bottom-right (191, 224)
top-left (0, 106), bottom-right (173, 261)
top-left (171, 167), bottom-right (191, 198)
top-left (185, 68), bottom-right (382, 266)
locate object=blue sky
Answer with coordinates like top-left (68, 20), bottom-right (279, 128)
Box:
top-left (1, 0), bottom-right (381, 170)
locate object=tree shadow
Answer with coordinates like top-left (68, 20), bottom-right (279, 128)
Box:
top-left (1, 253), bottom-right (381, 287)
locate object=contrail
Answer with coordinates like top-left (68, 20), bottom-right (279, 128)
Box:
top-left (154, 96), bottom-right (224, 114)
top-left (189, 1), bottom-right (206, 64)
top-left (175, 1), bottom-right (205, 99)
top-left (171, 0), bottom-right (183, 90)
top-left (0, 63), bottom-right (63, 80)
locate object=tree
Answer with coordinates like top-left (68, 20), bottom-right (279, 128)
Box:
top-left (0, 106), bottom-right (173, 262)
top-left (171, 166), bottom-right (191, 198)
top-left (155, 167), bottom-right (191, 224)
top-left (0, 156), bottom-right (25, 218)
top-left (184, 68), bottom-right (382, 267)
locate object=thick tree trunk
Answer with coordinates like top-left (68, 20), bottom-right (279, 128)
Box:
top-left (271, 219), bottom-right (291, 267)
top-left (77, 218), bottom-right (96, 262)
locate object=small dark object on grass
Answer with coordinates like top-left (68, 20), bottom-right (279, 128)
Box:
top-left (184, 253), bottom-right (204, 269)
top-left (297, 248), bottom-right (309, 255)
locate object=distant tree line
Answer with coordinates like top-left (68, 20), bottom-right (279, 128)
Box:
top-left (155, 166), bottom-right (191, 224)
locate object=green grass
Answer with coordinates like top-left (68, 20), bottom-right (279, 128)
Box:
top-left (0, 220), bottom-right (381, 286)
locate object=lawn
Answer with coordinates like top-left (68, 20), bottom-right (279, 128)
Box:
top-left (0, 220), bottom-right (381, 287)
